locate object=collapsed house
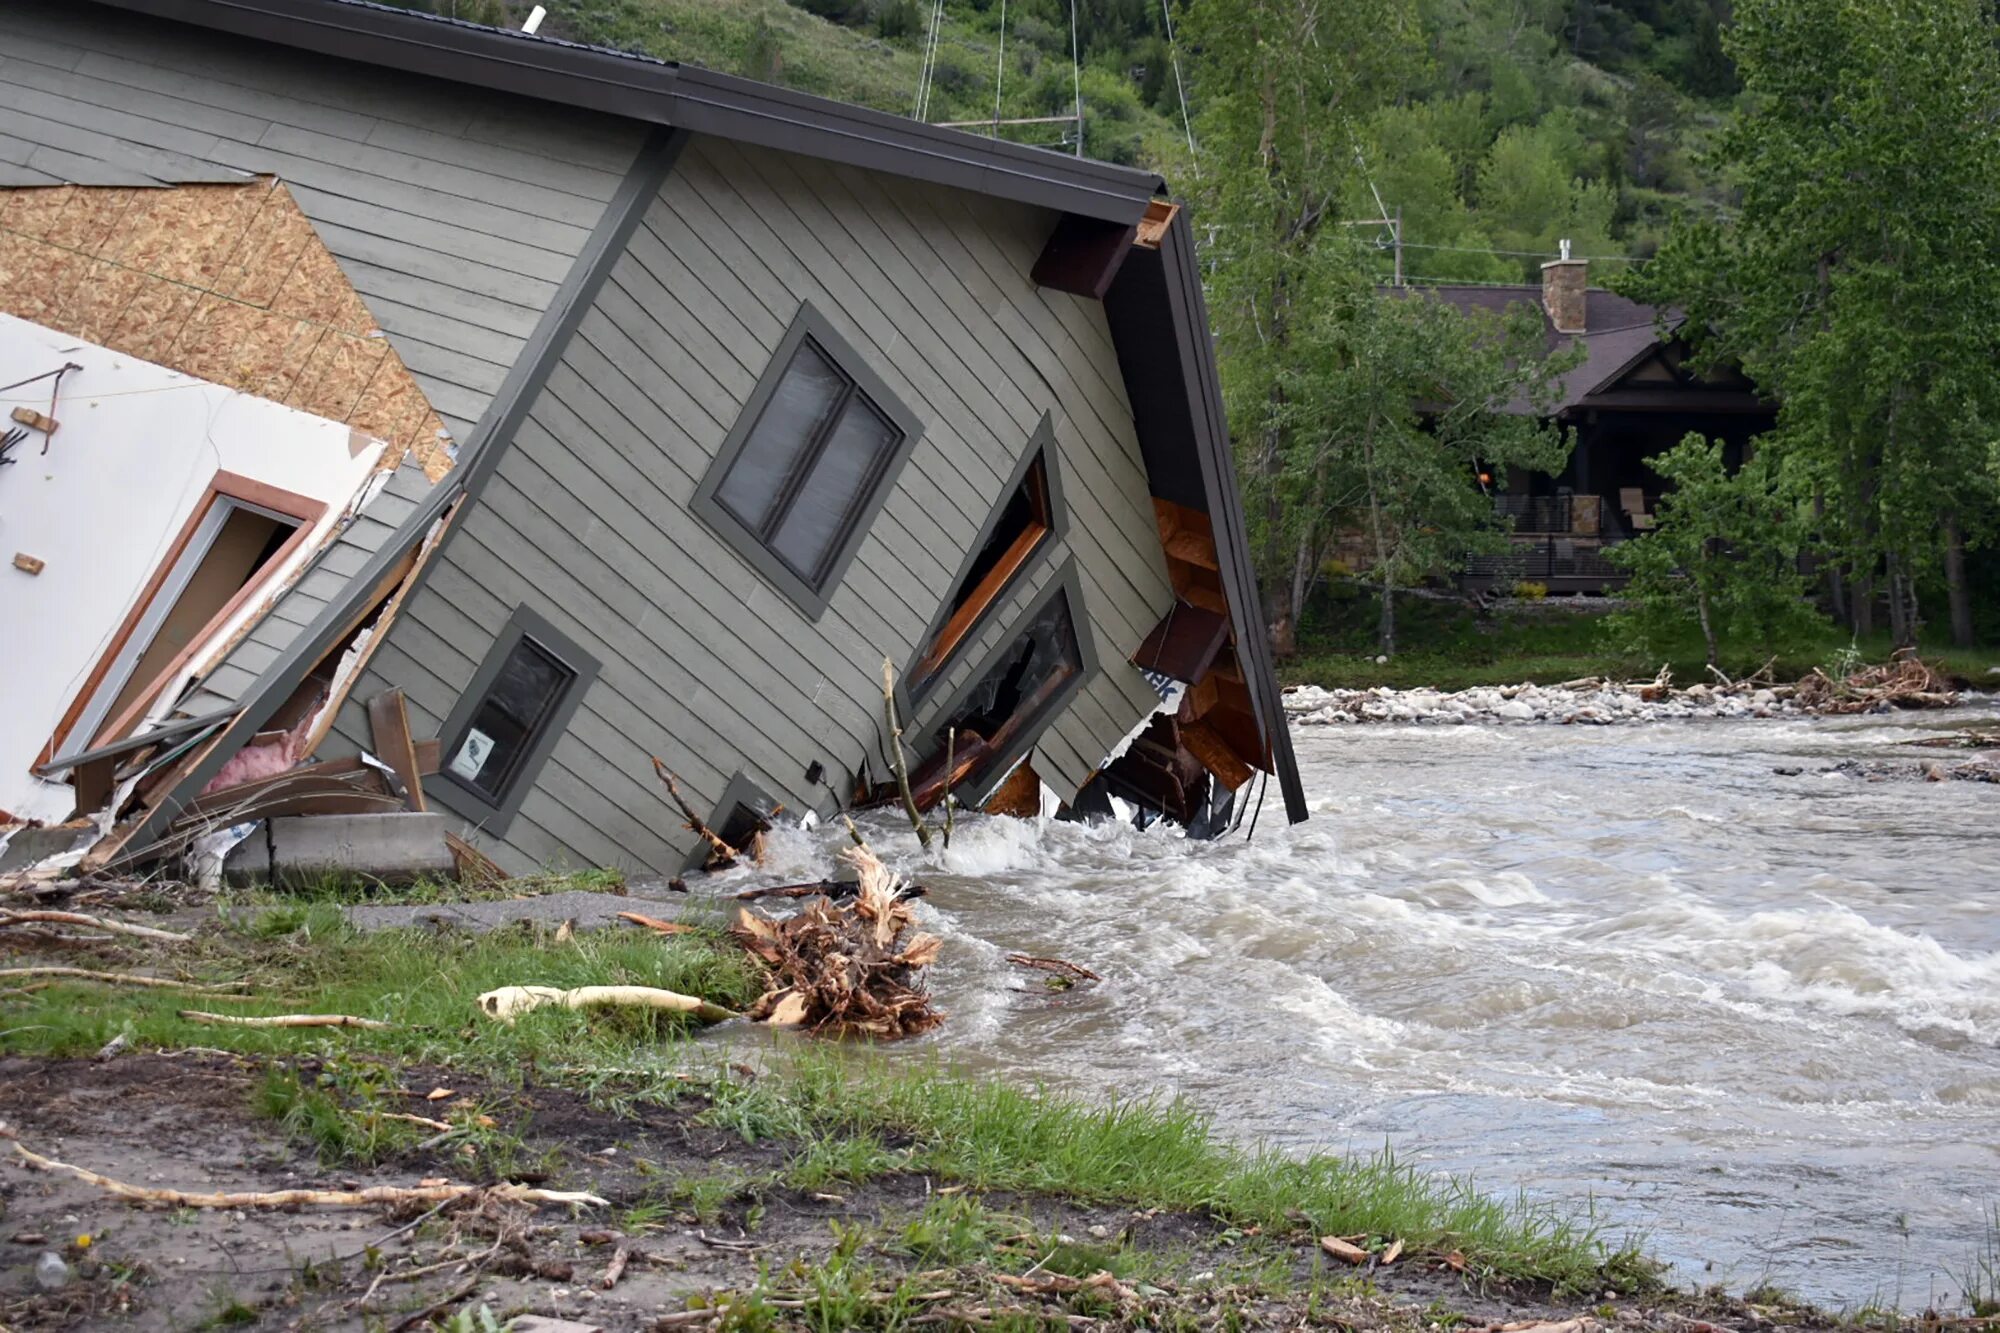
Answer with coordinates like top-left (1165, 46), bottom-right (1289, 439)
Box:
top-left (0, 0), bottom-right (1306, 881)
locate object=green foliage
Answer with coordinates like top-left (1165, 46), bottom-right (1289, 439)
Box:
top-left (1605, 434), bottom-right (1830, 666)
top-left (1269, 250), bottom-right (1577, 655)
top-left (1625, 0), bottom-right (2000, 645)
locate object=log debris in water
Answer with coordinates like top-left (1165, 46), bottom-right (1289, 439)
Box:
top-left (730, 845), bottom-right (943, 1038)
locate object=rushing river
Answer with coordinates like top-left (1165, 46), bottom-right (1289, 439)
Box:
top-left (729, 703), bottom-right (2000, 1310)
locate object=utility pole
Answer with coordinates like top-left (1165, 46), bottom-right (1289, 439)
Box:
top-left (1393, 206), bottom-right (1404, 287)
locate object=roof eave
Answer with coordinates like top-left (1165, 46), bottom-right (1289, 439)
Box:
top-left (87, 0), bottom-right (1163, 222)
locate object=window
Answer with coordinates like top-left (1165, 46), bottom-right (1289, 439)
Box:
top-left (908, 414), bottom-right (1065, 696)
top-left (436, 605), bottom-right (599, 830)
top-left (694, 304), bottom-right (923, 618)
top-left (927, 566), bottom-right (1094, 798)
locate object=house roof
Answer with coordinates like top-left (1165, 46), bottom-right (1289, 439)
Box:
top-left (89, 0), bottom-right (1164, 223)
top-left (74, 0), bottom-right (1306, 845)
top-left (1401, 284), bottom-right (1675, 414)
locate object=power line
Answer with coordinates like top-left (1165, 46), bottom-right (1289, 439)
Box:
top-left (1068, 0), bottom-right (1085, 158)
top-left (1160, 0), bottom-right (1197, 166)
top-left (1393, 239), bottom-right (1653, 262)
top-left (992, 0), bottom-right (1008, 132)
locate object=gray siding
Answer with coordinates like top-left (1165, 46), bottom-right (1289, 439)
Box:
top-left (327, 135), bottom-right (1174, 876)
top-left (2, 0), bottom-right (644, 439)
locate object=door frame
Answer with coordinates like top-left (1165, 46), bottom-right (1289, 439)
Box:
top-left (43, 471), bottom-right (327, 763)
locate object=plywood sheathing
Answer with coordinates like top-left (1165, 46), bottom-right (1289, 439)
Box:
top-left (0, 181), bottom-right (452, 479)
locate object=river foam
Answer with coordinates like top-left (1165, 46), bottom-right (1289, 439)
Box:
top-left (705, 703), bottom-right (2000, 1309)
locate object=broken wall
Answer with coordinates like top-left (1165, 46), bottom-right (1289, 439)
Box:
top-left (0, 180), bottom-right (451, 478)
top-left (0, 313), bottom-right (383, 823)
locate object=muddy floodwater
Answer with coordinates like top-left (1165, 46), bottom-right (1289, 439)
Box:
top-left (734, 704), bottom-right (2000, 1310)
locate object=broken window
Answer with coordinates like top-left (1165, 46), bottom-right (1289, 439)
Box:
top-left (932, 577), bottom-right (1089, 795)
top-left (694, 304), bottom-right (922, 618)
top-left (437, 605), bottom-right (599, 827)
top-left (909, 423), bottom-right (1061, 694)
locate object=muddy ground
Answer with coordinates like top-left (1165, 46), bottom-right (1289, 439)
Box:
top-left (0, 1053), bottom-right (1847, 1333)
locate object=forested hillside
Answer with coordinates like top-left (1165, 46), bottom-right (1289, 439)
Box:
top-left (405, 0), bottom-right (1733, 283)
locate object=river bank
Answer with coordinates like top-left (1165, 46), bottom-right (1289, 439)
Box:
top-left (0, 873), bottom-right (1660, 1330)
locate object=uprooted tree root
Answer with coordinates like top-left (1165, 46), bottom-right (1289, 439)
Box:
top-left (730, 845), bottom-right (944, 1038)
top-left (1793, 649), bottom-right (1960, 714)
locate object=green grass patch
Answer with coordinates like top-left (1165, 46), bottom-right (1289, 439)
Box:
top-left (1, 875), bottom-right (1651, 1297)
top-left (698, 1053), bottom-right (1653, 1294)
top-left (1285, 586), bottom-right (2000, 690)
top-left (0, 906), bottom-right (761, 1071)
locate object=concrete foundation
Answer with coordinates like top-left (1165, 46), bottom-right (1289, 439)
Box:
top-left (224, 812), bottom-right (455, 884)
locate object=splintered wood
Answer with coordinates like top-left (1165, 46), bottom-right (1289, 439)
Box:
top-left (730, 846), bottom-right (943, 1038)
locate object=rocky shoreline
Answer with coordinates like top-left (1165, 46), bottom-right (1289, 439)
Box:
top-left (1284, 677), bottom-right (1931, 727)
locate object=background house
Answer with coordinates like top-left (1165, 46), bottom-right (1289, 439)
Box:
top-left (1419, 256), bottom-right (1775, 593)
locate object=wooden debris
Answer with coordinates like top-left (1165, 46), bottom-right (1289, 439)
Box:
top-left (883, 657), bottom-right (934, 849)
top-left (729, 844), bottom-right (943, 1038)
top-left (1005, 954), bottom-right (1101, 984)
top-left (616, 910), bottom-right (694, 935)
top-left (476, 984), bottom-right (737, 1026)
top-left (11, 1142), bottom-right (606, 1208)
top-left (601, 1243), bottom-right (631, 1290)
top-left (1793, 650), bottom-right (1958, 714)
top-left (651, 758), bottom-right (760, 870)
top-left (1320, 1235), bottom-right (1370, 1264)
top-left (0, 910), bottom-right (190, 942)
top-left (178, 1010), bottom-right (391, 1030)
top-left (0, 966), bottom-right (243, 993)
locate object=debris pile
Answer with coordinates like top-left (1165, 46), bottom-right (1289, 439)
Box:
top-left (1286, 654), bottom-right (1967, 727)
top-left (730, 844), bottom-right (943, 1038)
top-left (1792, 651), bottom-right (1959, 714)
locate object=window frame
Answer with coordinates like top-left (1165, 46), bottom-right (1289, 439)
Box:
top-left (432, 603), bottom-right (600, 835)
top-left (684, 771), bottom-right (784, 874)
top-left (914, 559), bottom-right (1098, 806)
top-left (903, 411), bottom-right (1068, 704)
top-left (692, 302), bottom-right (925, 620)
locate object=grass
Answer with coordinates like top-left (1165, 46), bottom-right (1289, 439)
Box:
top-left (0, 901), bottom-right (762, 1071)
top-left (696, 1052), bottom-right (1654, 1294)
top-left (1284, 586), bottom-right (2000, 691)
top-left (1, 874), bottom-right (1648, 1298)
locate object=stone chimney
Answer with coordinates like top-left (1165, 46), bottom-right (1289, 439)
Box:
top-left (1540, 238), bottom-right (1588, 334)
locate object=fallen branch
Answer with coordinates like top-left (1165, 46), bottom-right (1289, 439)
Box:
top-left (11, 1142), bottom-right (607, 1209)
top-left (388, 1276), bottom-right (481, 1333)
top-left (602, 1244), bottom-right (631, 1290)
top-left (1005, 954), bottom-right (1101, 983)
top-left (652, 759), bottom-right (746, 869)
top-left (883, 657), bottom-right (933, 850)
top-left (0, 966), bottom-right (244, 993)
top-left (0, 910), bottom-right (190, 942)
top-left (616, 910), bottom-right (695, 935)
top-left (178, 1010), bottom-right (391, 1030)
top-left (734, 879), bottom-right (845, 901)
top-left (476, 984), bottom-right (737, 1026)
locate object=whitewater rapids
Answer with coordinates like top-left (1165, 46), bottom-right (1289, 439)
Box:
top-left (712, 703), bottom-right (2000, 1309)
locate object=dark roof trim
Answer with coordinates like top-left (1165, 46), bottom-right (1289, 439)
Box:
top-left (1153, 212), bottom-right (1307, 824)
top-left (125, 128), bottom-right (688, 858)
top-left (87, 0), bottom-right (1162, 223)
